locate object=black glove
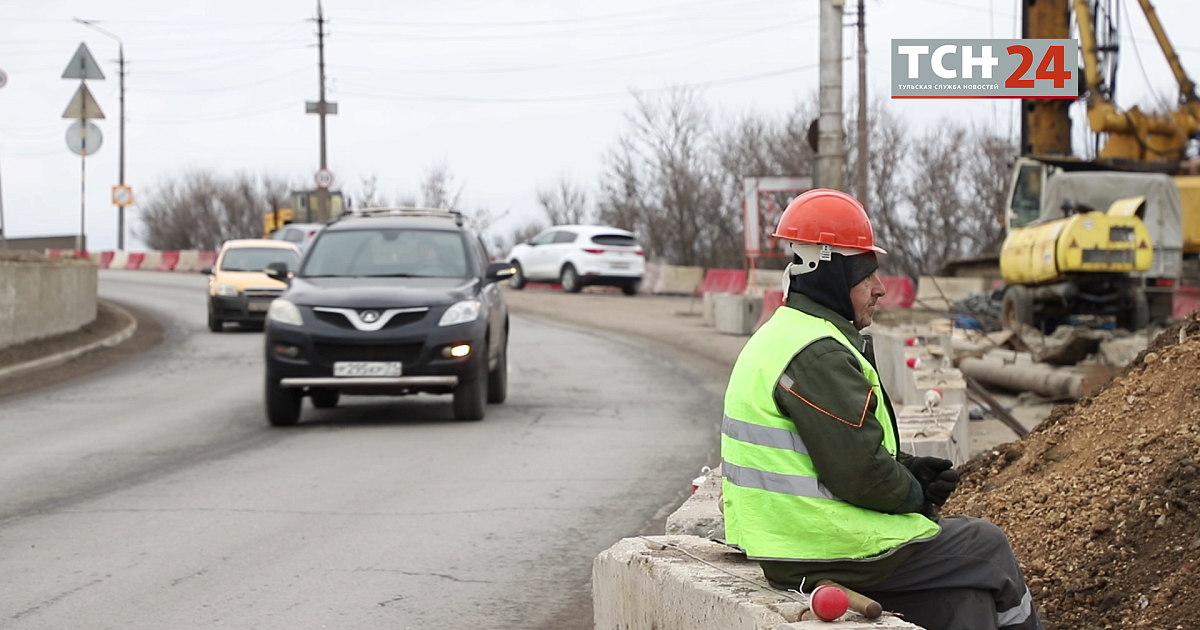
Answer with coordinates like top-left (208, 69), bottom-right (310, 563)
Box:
top-left (905, 456), bottom-right (954, 489)
top-left (924, 469), bottom-right (960, 506)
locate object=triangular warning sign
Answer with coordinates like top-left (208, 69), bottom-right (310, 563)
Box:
top-left (62, 84), bottom-right (105, 120)
top-left (62, 42), bottom-right (106, 80)
top-left (1068, 239), bottom-right (1078, 248)
top-left (1139, 240), bottom-right (1149, 249)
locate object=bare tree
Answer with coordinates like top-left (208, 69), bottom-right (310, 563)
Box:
top-left (537, 176), bottom-right (592, 225)
top-left (419, 164), bottom-right (464, 211)
top-left (597, 88), bottom-right (726, 267)
top-left (963, 130), bottom-right (1018, 255)
top-left (137, 170), bottom-right (290, 250)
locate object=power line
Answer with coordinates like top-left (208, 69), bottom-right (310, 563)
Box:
top-left (334, 63), bottom-right (820, 104)
top-left (332, 0), bottom-right (769, 29)
top-left (128, 66), bottom-right (310, 95)
top-left (329, 16), bottom-right (817, 76)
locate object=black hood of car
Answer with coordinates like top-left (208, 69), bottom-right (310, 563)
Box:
top-left (284, 276), bottom-right (478, 309)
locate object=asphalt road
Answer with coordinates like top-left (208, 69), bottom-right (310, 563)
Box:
top-left (0, 270), bottom-right (722, 630)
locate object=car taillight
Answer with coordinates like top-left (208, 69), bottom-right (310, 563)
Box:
top-left (307, 230), bottom-right (316, 238)
top-left (583, 248), bottom-right (605, 254)
top-left (634, 249), bottom-right (644, 256)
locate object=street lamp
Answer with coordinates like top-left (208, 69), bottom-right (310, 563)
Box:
top-left (74, 18), bottom-right (127, 250)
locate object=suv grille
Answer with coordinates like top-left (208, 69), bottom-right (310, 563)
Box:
top-left (313, 341), bottom-right (423, 364)
top-left (313, 309), bottom-right (428, 330)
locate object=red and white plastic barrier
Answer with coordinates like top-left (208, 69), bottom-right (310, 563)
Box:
top-left (46, 249), bottom-right (218, 271)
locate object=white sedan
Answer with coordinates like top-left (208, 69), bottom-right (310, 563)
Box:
top-left (506, 225), bottom-right (645, 295)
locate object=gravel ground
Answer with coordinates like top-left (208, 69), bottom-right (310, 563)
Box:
top-left (948, 314), bottom-right (1200, 629)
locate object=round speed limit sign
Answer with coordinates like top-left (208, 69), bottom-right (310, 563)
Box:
top-left (314, 168), bottom-right (334, 190)
top-left (0, 69), bottom-right (8, 90)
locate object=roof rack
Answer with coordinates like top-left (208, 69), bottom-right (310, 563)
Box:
top-left (351, 206), bottom-right (465, 225)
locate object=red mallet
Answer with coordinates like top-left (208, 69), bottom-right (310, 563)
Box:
top-left (905, 356), bottom-right (923, 369)
top-left (810, 584), bottom-right (849, 622)
top-left (904, 337), bottom-right (920, 347)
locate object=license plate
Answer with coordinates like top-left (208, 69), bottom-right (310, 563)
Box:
top-left (610, 262), bottom-right (631, 269)
top-left (248, 301), bottom-right (272, 312)
top-left (333, 361), bottom-right (403, 377)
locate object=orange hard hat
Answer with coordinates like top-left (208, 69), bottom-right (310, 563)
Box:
top-left (771, 189), bottom-right (886, 254)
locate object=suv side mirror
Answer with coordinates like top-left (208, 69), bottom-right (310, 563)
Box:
top-left (485, 261), bottom-right (516, 283)
top-left (199, 266), bottom-right (213, 275)
top-left (266, 262), bottom-right (292, 284)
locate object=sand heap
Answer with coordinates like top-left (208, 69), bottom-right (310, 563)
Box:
top-left (945, 313), bottom-right (1200, 629)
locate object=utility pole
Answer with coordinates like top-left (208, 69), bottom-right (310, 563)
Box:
top-left (306, 2), bottom-right (337, 222)
top-left (817, 0), bottom-right (845, 191)
top-left (856, 0), bottom-right (868, 201)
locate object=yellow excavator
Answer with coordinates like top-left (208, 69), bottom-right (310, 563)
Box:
top-left (994, 0), bottom-right (1200, 332)
top-left (261, 189), bottom-right (347, 238)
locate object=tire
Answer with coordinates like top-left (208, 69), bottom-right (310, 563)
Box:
top-left (1001, 285), bottom-right (1033, 332)
top-left (453, 352), bottom-right (488, 421)
top-left (622, 281), bottom-right (640, 296)
top-left (1118, 286), bottom-right (1150, 332)
top-left (310, 388), bottom-right (340, 409)
top-left (560, 264), bottom-right (582, 293)
top-left (208, 308), bottom-right (223, 333)
top-left (265, 375), bottom-right (302, 426)
top-left (487, 340), bottom-right (508, 404)
top-left (509, 261), bottom-right (527, 290)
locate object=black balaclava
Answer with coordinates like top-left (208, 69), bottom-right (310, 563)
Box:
top-left (787, 250), bottom-right (878, 322)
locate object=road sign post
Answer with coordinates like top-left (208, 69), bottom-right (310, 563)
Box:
top-left (62, 43), bottom-right (105, 253)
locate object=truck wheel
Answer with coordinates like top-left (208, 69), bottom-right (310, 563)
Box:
top-left (265, 375), bottom-right (302, 426)
top-left (1001, 285), bottom-right (1033, 332)
top-left (453, 352), bottom-right (488, 421)
top-left (1118, 286), bottom-right (1150, 332)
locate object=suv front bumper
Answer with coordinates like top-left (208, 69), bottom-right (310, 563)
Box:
top-left (264, 311), bottom-right (488, 395)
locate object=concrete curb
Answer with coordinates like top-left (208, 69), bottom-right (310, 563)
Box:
top-left (0, 301), bottom-right (138, 381)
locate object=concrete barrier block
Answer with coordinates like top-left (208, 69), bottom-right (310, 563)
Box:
top-left (141, 250), bottom-right (162, 271)
top-left (640, 262), bottom-right (660, 294)
top-left (702, 292), bottom-right (722, 327)
top-left (594, 536), bottom-right (921, 630)
top-left (653, 264), bottom-right (705, 295)
top-left (0, 258), bottom-right (97, 350)
top-left (915, 276), bottom-right (985, 311)
top-left (175, 250), bottom-right (199, 272)
top-left (714, 293), bottom-right (762, 336)
top-left (896, 403), bottom-right (969, 466)
top-left (109, 250), bottom-right (129, 270)
top-left (902, 368), bottom-right (967, 414)
top-left (697, 268), bottom-right (748, 296)
top-left (666, 466), bottom-right (725, 539)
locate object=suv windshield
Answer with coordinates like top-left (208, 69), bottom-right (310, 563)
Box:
top-left (221, 248), bottom-right (299, 272)
top-left (301, 228), bottom-right (469, 278)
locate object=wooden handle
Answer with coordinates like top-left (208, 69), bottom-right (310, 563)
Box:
top-left (815, 580), bottom-right (883, 619)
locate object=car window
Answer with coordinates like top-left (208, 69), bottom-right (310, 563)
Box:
top-left (532, 231), bottom-right (558, 245)
top-left (220, 248), bottom-right (299, 272)
top-left (553, 231), bottom-right (578, 244)
top-left (283, 229), bottom-right (305, 243)
top-left (301, 228), bottom-right (469, 278)
top-left (590, 234), bottom-right (638, 247)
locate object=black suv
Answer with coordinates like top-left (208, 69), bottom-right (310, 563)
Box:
top-left (262, 208), bottom-right (514, 425)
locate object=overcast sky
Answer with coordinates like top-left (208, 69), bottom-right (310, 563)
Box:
top-left (1, 0), bottom-right (1198, 251)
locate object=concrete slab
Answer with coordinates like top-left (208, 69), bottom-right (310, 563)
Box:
top-left (902, 368), bottom-right (967, 414)
top-left (915, 276), bottom-right (985, 311)
top-left (593, 536), bottom-right (923, 630)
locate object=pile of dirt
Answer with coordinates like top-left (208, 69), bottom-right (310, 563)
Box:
top-left (946, 312), bottom-right (1200, 629)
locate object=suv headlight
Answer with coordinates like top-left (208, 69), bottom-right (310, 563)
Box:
top-left (267, 299), bottom-right (303, 326)
top-left (214, 283), bottom-right (239, 297)
top-left (439, 300), bottom-right (481, 326)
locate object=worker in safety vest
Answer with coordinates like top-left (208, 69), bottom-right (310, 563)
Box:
top-left (721, 189), bottom-right (1043, 630)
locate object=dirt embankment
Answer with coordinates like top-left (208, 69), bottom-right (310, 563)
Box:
top-left (947, 313), bottom-right (1200, 629)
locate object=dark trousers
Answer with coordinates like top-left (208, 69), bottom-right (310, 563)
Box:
top-left (858, 516), bottom-right (1043, 630)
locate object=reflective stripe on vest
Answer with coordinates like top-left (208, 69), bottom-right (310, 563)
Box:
top-left (721, 306), bottom-right (940, 562)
